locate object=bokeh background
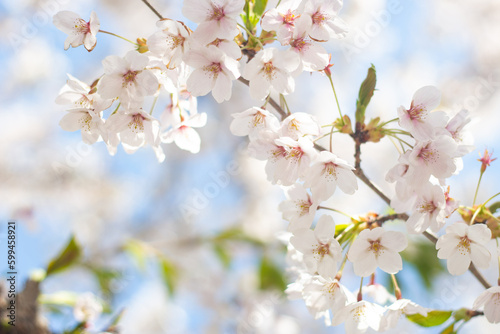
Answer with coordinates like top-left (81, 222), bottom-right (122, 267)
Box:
top-left (1, 0), bottom-right (500, 333)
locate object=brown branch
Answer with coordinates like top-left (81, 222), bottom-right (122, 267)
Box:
top-left (314, 125), bottom-right (493, 289)
top-left (141, 0), bottom-right (163, 19)
top-left (237, 77), bottom-right (288, 119)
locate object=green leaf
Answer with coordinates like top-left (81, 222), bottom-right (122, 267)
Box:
top-left (88, 266), bottom-right (122, 298)
top-left (213, 243), bottom-right (231, 268)
top-left (407, 310), bottom-right (453, 327)
top-left (46, 236), bottom-right (82, 277)
top-left (259, 256), bottom-right (286, 292)
top-left (124, 239), bottom-right (149, 271)
top-left (254, 0), bottom-right (268, 16)
top-left (355, 65), bottom-right (377, 124)
top-left (213, 227), bottom-right (264, 246)
top-left (440, 323), bottom-right (456, 334)
top-left (335, 223), bottom-right (349, 236)
top-left (489, 201), bottom-right (500, 214)
top-left (159, 257), bottom-right (178, 296)
top-left (39, 291), bottom-right (79, 307)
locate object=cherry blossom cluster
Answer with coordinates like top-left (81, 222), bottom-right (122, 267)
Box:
top-left (54, 0), bottom-right (348, 162)
top-left (53, 0), bottom-right (500, 332)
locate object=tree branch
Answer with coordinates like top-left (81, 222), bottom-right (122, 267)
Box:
top-left (314, 129), bottom-right (493, 289)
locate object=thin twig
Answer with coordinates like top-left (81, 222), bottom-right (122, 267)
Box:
top-left (141, 0), bottom-right (163, 19)
top-left (237, 77), bottom-right (287, 119)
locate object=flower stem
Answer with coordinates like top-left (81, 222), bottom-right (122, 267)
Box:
top-left (473, 171), bottom-right (484, 206)
top-left (391, 274), bottom-right (402, 299)
top-left (140, 0), bottom-right (163, 19)
top-left (149, 95), bottom-right (159, 115)
top-left (357, 277), bottom-right (364, 301)
top-left (317, 206), bottom-right (355, 219)
top-left (327, 75), bottom-right (344, 124)
top-left (98, 30), bottom-right (138, 45)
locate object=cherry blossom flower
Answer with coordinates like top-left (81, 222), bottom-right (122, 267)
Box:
top-left (444, 109), bottom-right (474, 152)
top-left (348, 227), bottom-right (407, 277)
top-left (380, 299), bottom-right (429, 330)
top-left (406, 184), bottom-right (446, 234)
top-left (230, 107), bottom-right (280, 139)
top-left (473, 286), bottom-right (500, 324)
top-left (98, 51), bottom-right (158, 104)
top-left (106, 108), bottom-right (164, 162)
top-left (279, 112), bottom-right (320, 140)
top-left (290, 215), bottom-right (342, 278)
top-left (302, 0), bottom-right (348, 41)
top-left (59, 108), bottom-right (105, 145)
top-left (184, 45), bottom-right (240, 103)
top-left (288, 16), bottom-right (330, 72)
top-left (436, 222), bottom-right (491, 275)
top-left (182, 0), bottom-right (244, 44)
top-left (397, 86), bottom-right (448, 140)
top-left (207, 38), bottom-right (241, 59)
top-left (478, 149), bottom-right (497, 173)
top-left (361, 283), bottom-right (396, 305)
top-left (249, 132), bottom-right (317, 185)
top-left (408, 135), bottom-right (459, 180)
top-left (261, 0), bottom-right (303, 44)
top-left (332, 300), bottom-right (385, 334)
top-left (162, 112), bottom-right (207, 153)
top-left (273, 136), bottom-right (318, 185)
top-left (53, 11), bottom-right (100, 51)
top-left (73, 292), bottom-right (102, 323)
top-left (301, 275), bottom-right (353, 325)
top-left (147, 19), bottom-right (191, 69)
top-left (279, 184), bottom-right (318, 231)
top-left (242, 48), bottom-right (300, 101)
top-left (305, 150), bottom-right (357, 201)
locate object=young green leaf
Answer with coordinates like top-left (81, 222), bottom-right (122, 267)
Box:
top-left (46, 236), bottom-right (82, 277)
top-left (407, 310), bottom-right (453, 327)
top-left (253, 0), bottom-right (268, 17)
top-left (259, 256), bottom-right (286, 292)
top-left (355, 65), bottom-right (377, 124)
top-left (213, 243), bottom-right (232, 269)
top-left (159, 257), bottom-right (178, 296)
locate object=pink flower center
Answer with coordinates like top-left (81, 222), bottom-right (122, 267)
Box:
top-left (282, 10), bottom-right (298, 26)
top-left (369, 239), bottom-right (384, 257)
top-left (252, 111), bottom-right (266, 127)
top-left (323, 162), bottom-right (338, 180)
top-left (457, 236), bottom-right (471, 255)
top-left (167, 34), bottom-right (185, 50)
top-left (210, 4), bottom-right (225, 21)
top-left (286, 146), bottom-right (304, 163)
top-left (297, 198), bottom-right (312, 216)
top-left (262, 61), bottom-right (276, 80)
top-left (74, 18), bottom-right (90, 34)
top-left (407, 103), bottom-right (427, 121)
top-left (313, 242), bottom-right (330, 257)
top-left (418, 200), bottom-right (437, 214)
top-left (312, 11), bottom-right (327, 26)
top-left (122, 70), bottom-right (140, 87)
top-left (352, 305), bottom-right (367, 323)
top-left (325, 282), bottom-right (339, 298)
top-left (79, 113), bottom-right (93, 132)
top-left (291, 38), bottom-right (309, 52)
top-left (271, 145), bottom-right (287, 161)
top-left (416, 143), bottom-right (439, 164)
top-left (128, 114), bottom-right (145, 133)
top-left (203, 62), bottom-right (223, 79)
